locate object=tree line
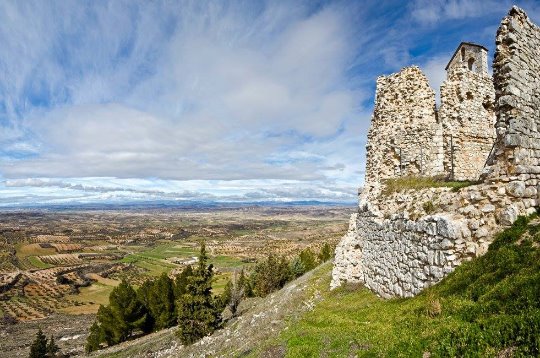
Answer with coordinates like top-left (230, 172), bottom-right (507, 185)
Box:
top-left (79, 241), bottom-right (333, 353)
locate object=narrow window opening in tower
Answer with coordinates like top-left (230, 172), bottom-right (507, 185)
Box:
top-left (461, 47), bottom-right (466, 61)
top-left (468, 58), bottom-right (475, 71)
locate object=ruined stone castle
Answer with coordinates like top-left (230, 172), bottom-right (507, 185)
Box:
top-left (365, 42), bottom-right (496, 200)
top-left (332, 6), bottom-right (540, 298)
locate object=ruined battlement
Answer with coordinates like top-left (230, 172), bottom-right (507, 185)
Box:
top-left (365, 67), bottom-right (442, 190)
top-left (332, 6), bottom-right (540, 298)
top-left (365, 43), bottom-right (495, 189)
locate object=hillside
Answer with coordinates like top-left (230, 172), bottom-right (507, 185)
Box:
top-left (97, 213), bottom-right (540, 357)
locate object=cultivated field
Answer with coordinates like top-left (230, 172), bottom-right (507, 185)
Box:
top-left (0, 205), bottom-right (351, 356)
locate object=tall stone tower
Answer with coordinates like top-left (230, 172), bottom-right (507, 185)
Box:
top-left (439, 42), bottom-right (496, 181)
top-left (364, 66), bottom-right (443, 197)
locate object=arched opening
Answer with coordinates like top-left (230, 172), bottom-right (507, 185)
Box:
top-left (461, 47), bottom-right (466, 61)
top-left (468, 58), bottom-right (475, 71)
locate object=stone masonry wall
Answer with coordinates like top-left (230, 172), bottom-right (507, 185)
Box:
top-left (365, 67), bottom-right (443, 188)
top-left (485, 6), bottom-right (540, 192)
top-left (440, 68), bottom-right (495, 181)
top-left (446, 44), bottom-right (489, 76)
top-left (332, 7), bottom-right (540, 297)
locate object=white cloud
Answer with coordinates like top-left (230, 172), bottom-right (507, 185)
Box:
top-left (409, 0), bottom-right (510, 25)
top-left (0, 177), bottom-right (358, 205)
top-left (0, 1), bottom-right (363, 190)
top-left (422, 55), bottom-right (450, 104)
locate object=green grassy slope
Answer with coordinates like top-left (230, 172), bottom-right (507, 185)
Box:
top-left (278, 214), bottom-right (540, 357)
top-left (96, 213), bottom-right (540, 357)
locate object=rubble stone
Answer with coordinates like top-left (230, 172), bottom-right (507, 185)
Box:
top-left (332, 7), bottom-right (540, 297)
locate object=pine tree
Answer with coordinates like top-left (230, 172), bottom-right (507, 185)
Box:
top-left (299, 248), bottom-right (317, 271)
top-left (89, 281), bottom-right (148, 347)
top-left (85, 321), bottom-right (104, 353)
top-left (318, 242), bottom-right (332, 263)
top-left (176, 242), bottom-right (221, 345)
top-left (251, 254), bottom-right (291, 297)
top-left (136, 279), bottom-right (156, 333)
top-left (29, 328), bottom-right (47, 358)
top-left (46, 336), bottom-right (59, 357)
top-left (174, 265), bottom-right (193, 298)
top-left (290, 256), bottom-right (306, 278)
top-left (148, 273), bottom-right (176, 330)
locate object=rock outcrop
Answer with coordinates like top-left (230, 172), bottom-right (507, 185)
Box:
top-left (332, 6), bottom-right (540, 298)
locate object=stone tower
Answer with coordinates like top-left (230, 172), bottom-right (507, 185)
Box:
top-left (445, 42), bottom-right (489, 75)
top-left (364, 66), bottom-right (443, 196)
top-left (440, 42), bottom-right (496, 181)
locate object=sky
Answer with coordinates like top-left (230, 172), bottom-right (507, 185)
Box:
top-left (1, 0), bottom-right (540, 206)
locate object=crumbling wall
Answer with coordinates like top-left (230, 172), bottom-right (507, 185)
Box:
top-left (365, 67), bottom-right (443, 191)
top-left (332, 6), bottom-right (540, 297)
top-left (440, 68), bottom-right (496, 181)
top-left (333, 210), bottom-right (473, 297)
top-left (485, 6), bottom-right (540, 196)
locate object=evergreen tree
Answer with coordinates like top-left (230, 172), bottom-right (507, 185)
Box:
top-left (136, 279), bottom-right (156, 333)
top-left (251, 254), bottom-right (291, 297)
top-left (290, 256), bottom-right (306, 278)
top-left (88, 281), bottom-right (147, 348)
top-left (218, 279), bottom-right (233, 311)
top-left (85, 321), bottom-right (103, 353)
top-left (46, 336), bottom-right (59, 357)
top-left (299, 248), bottom-right (317, 271)
top-left (318, 242), bottom-right (332, 263)
top-left (174, 265), bottom-right (193, 298)
top-left (238, 267), bottom-right (254, 297)
top-left (29, 328), bottom-right (47, 358)
top-left (95, 304), bottom-right (117, 346)
top-left (148, 273), bottom-right (176, 330)
top-left (176, 242), bottom-right (221, 345)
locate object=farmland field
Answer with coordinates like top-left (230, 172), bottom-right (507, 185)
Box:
top-left (0, 205), bottom-right (351, 356)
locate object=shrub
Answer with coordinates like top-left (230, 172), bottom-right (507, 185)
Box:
top-left (219, 270), bottom-right (244, 317)
top-left (299, 248), bottom-right (317, 272)
top-left (250, 254), bottom-right (291, 297)
top-left (422, 201), bottom-right (435, 214)
top-left (317, 242), bottom-right (333, 263)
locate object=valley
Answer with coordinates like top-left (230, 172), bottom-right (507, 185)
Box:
top-left (0, 205), bottom-right (351, 356)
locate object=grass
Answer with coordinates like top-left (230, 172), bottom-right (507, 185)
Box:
top-left (382, 176), bottom-right (476, 196)
top-left (62, 282), bottom-right (118, 315)
top-left (121, 242), bottom-right (245, 276)
top-left (26, 255), bottom-right (53, 269)
top-left (15, 243), bottom-right (56, 269)
top-left (278, 212), bottom-right (540, 357)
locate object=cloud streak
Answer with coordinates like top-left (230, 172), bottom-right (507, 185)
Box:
top-left (1, 1), bottom-right (540, 205)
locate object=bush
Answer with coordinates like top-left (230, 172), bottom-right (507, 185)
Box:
top-left (317, 242), bottom-right (333, 263)
top-left (422, 201), bottom-right (435, 214)
top-left (250, 254), bottom-right (291, 297)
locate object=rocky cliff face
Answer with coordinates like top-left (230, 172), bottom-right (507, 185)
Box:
top-left (332, 6), bottom-right (540, 297)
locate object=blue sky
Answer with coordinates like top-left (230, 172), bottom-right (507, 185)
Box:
top-left (1, 0), bottom-right (539, 206)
